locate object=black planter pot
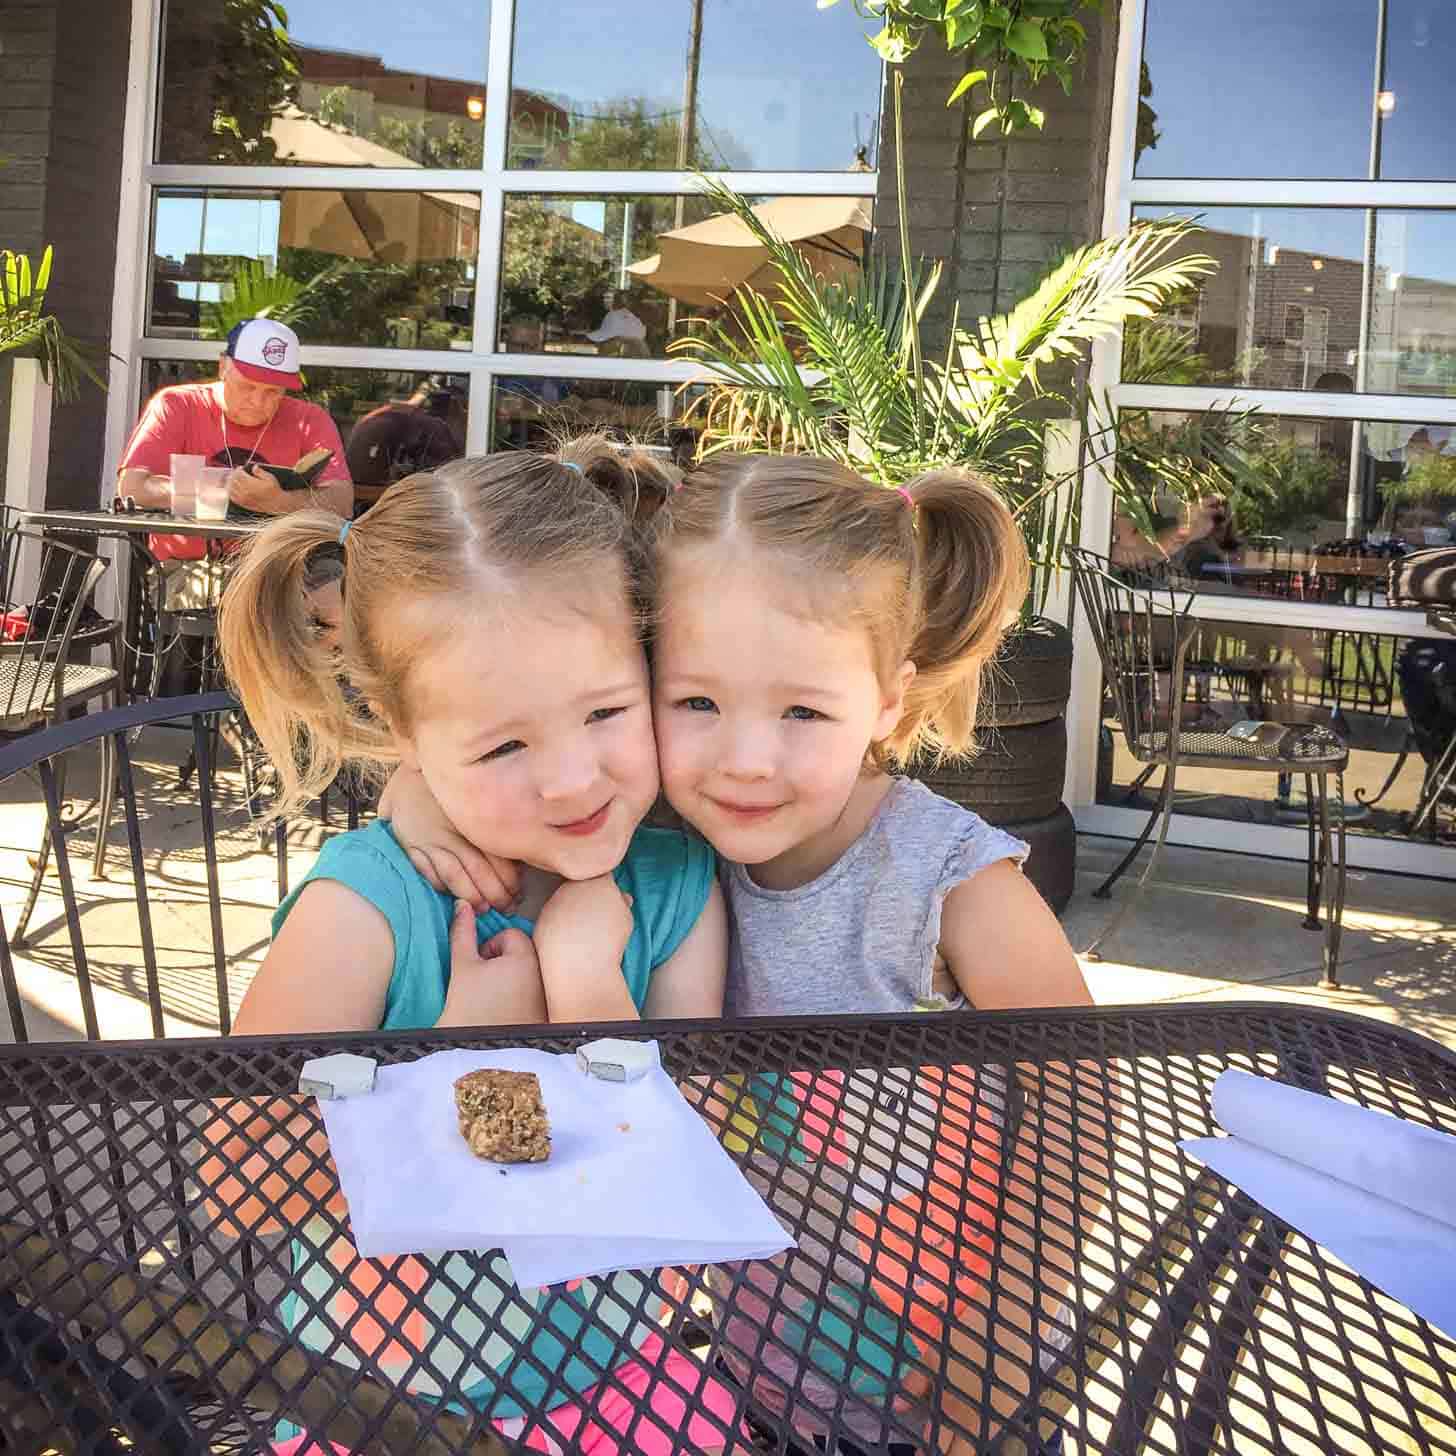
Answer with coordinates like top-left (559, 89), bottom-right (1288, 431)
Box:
top-left (909, 616), bottom-right (1077, 913)
top-left (980, 615), bottom-right (1074, 728)
top-left (916, 716), bottom-right (1066, 824)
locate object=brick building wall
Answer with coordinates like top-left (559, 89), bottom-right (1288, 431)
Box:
top-left (874, 9), bottom-right (1121, 356)
top-left (0, 0), bottom-right (128, 508)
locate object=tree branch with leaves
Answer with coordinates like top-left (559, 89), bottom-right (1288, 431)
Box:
top-left (825, 0), bottom-right (1100, 139)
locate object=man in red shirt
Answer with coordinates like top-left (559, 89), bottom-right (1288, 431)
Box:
top-left (117, 319), bottom-right (353, 550)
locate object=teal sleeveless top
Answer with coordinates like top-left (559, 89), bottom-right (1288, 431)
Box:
top-left (271, 820), bottom-right (714, 1423)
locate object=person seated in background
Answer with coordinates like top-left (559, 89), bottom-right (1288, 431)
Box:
top-left (1173, 494), bottom-right (1242, 580)
top-left (344, 380), bottom-right (464, 512)
top-left (118, 319), bottom-right (353, 526)
top-left (577, 290), bottom-right (649, 357)
top-left (115, 319), bottom-right (353, 691)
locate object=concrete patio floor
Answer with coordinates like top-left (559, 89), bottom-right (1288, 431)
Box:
top-left (0, 728), bottom-right (1450, 1050)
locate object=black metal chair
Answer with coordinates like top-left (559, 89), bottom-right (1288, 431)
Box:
top-left (1068, 547), bottom-right (1350, 987)
top-left (0, 528), bottom-right (125, 947)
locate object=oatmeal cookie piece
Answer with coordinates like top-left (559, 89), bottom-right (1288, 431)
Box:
top-left (454, 1068), bottom-right (551, 1163)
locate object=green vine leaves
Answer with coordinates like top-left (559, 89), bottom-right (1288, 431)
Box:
top-left (820, 0), bottom-right (1100, 138)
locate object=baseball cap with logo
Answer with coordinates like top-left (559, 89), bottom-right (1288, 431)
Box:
top-left (224, 318), bottom-right (303, 390)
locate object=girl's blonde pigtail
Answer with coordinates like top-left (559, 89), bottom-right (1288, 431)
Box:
top-left (891, 470), bottom-right (1030, 763)
top-left (219, 511), bottom-right (381, 819)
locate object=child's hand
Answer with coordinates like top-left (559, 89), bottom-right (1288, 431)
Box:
top-left (532, 876), bottom-right (638, 1023)
top-left (381, 765), bottom-right (521, 911)
top-left (438, 901), bottom-right (546, 1028)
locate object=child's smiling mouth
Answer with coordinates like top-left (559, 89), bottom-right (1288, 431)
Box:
top-left (551, 800), bottom-right (613, 837)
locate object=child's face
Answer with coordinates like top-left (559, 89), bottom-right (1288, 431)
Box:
top-left (395, 585), bottom-right (659, 881)
top-left (653, 558), bottom-right (908, 871)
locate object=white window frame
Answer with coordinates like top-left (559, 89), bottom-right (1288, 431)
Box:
top-left (1069, 0), bottom-right (1456, 879)
top-left (109, 0), bottom-right (879, 466)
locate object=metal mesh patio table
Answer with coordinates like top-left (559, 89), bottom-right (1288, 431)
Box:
top-left (1, 1005), bottom-right (1453, 1454)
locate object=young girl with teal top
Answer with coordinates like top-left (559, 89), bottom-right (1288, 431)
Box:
top-left (385, 450), bottom-right (1108, 1453)
top-left (210, 447), bottom-right (738, 1454)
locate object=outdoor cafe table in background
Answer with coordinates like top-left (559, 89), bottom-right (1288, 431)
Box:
top-left (16, 507), bottom-right (264, 546)
top-left (18, 506), bottom-right (266, 695)
top-left (2, 1006), bottom-right (1454, 1454)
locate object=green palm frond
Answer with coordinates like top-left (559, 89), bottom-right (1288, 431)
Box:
top-left (675, 180), bottom-right (940, 477)
top-left (952, 218), bottom-right (1215, 403)
top-left (0, 247), bottom-right (107, 404)
top-left (202, 258), bottom-right (349, 340)
top-left (682, 186), bottom-right (1217, 519)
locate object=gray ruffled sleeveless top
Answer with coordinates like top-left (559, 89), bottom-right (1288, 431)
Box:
top-left (723, 776), bottom-right (1029, 1017)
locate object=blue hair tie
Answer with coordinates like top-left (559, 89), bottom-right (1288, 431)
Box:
top-left (562, 460), bottom-right (583, 475)
top-left (337, 519), bottom-right (353, 546)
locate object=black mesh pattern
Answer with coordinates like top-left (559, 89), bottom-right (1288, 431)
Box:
top-left (3, 1006), bottom-right (1455, 1454)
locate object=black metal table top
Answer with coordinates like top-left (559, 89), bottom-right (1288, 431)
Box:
top-left (18, 506), bottom-right (265, 542)
top-left (2, 1004), bottom-right (1454, 1455)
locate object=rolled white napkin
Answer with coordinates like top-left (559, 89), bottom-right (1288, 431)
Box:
top-left (1182, 1069), bottom-right (1456, 1337)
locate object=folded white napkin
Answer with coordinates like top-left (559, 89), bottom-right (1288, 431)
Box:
top-left (318, 1047), bottom-right (792, 1285)
top-left (1181, 1069), bottom-right (1456, 1336)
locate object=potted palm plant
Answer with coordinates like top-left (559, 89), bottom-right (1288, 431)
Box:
top-left (674, 179), bottom-right (1213, 911)
top-left (1, 246), bottom-right (106, 403)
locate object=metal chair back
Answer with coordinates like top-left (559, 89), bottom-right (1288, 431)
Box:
top-left (1067, 546), bottom-right (1197, 760)
top-left (0, 692), bottom-right (375, 1044)
top-left (0, 528), bottom-right (109, 732)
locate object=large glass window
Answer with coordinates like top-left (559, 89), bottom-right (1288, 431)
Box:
top-left (141, 3), bottom-right (877, 526)
top-left (1374, 0), bottom-right (1456, 181)
top-left (150, 189), bottom-right (479, 349)
top-left (1126, 208), bottom-right (1456, 399)
top-left (1111, 409), bottom-right (1456, 609)
top-left (1136, 0), bottom-right (1455, 181)
top-left (1096, 617), bottom-right (1443, 845)
top-left (1136, 0), bottom-right (1376, 180)
top-left (144, 360), bottom-right (469, 487)
top-left (507, 1), bottom-right (882, 171)
top-left (497, 192), bottom-right (869, 358)
top-left (493, 376), bottom-right (703, 455)
top-left (158, 0), bottom-right (491, 167)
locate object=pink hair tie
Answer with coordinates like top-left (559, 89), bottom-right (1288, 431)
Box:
top-left (897, 487), bottom-right (914, 510)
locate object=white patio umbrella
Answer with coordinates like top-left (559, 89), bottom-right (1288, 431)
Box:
top-left (626, 195), bottom-right (871, 309)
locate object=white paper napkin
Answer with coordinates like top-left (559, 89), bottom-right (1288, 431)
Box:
top-left (318, 1047), bottom-right (792, 1284)
top-left (1181, 1069), bottom-right (1456, 1337)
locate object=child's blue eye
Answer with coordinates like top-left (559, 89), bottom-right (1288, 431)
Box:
top-left (477, 740), bottom-right (525, 763)
top-left (785, 705), bottom-right (826, 722)
top-left (587, 706), bottom-right (627, 724)
top-left (679, 696), bottom-right (717, 713)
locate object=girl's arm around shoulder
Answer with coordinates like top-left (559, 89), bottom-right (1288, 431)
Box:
top-left (643, 879), bottom-right (727, 1019)
top-left (939, 860), bottom-right (1091, 1010)
top-left (233, 878), bottom-right (395, 1035)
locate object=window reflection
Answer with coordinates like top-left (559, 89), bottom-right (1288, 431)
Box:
top-left (1137, 0), bottom-right (1376, 179)
top-left (144, 359), bottom-right (468, 505)
top-left (1096, 617), bottom-right (1453, 845)
top-left (150, 189), bottom-right (478, 350)
top-left (158, 0), bottom-right (491, 167)
top-left (1127, 208), bottom-right (1456, 399)
top-left (493, 376), bottom-right (703, 459)
top-left (1111, 409), bottom-right (1456, 609)
top-left (1370, 212), bottom-right (1456, 394)
top-left (508, 1), bottom-right (882, 171)
top-left (1378, 0), bottom-right (1456, 180)
top-left (497, 193), bottom-right (870, 358)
